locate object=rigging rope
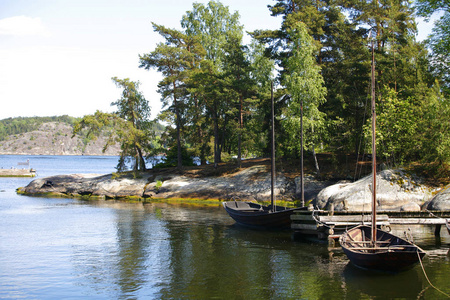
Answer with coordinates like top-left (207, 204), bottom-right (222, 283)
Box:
top-left (417, 251), bottom-right (450, 298)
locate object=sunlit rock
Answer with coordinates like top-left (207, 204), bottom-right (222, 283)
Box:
top-left (314, 170), bottom-right (434, 211)
top-left (427, 184), bottom-right (450, 210)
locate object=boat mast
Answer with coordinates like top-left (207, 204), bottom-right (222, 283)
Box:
top-left (271, 81), bottom-right (276, 213)
top-left (300, 98), bottom-right (305, 207)
top-left (370, 32), bottom-right (377, 245)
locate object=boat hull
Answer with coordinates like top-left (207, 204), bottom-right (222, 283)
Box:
top-left (223, 201), bottom-right (301, 229)
top-left (340, 225), bottom-right (426, 272)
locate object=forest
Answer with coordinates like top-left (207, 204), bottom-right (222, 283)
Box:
top-left (54, 0), bottom-right (450, 176)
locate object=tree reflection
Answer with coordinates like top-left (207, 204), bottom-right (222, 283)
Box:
top-left (70, 202), bottom-right (450, 299)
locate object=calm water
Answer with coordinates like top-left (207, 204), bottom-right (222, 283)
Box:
top-left (0, 155), bottom-right (449, 299)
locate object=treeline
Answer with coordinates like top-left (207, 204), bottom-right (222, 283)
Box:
top-left (133, 0), bottom-right (449, 172)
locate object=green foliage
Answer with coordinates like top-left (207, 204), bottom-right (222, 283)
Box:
top-left (181, 0), bottom-right (243, 66)
top-left (369, 88), bottom-right (418, 164)
top-left (360, 84), bottom-right (450, 166)
top-left (155, 180), bottom-right (163, 191)
top-left (182, 1), bottom-right (246, 167)
top-left (141, 0), bottom-right (265, 169)
top-left (111, 172), bottom-right (121, 180)
top-left (416, 84), bottom-right (450, 164)
top-left (154, 144), bottom-right (195, 168)
top-left (111, 77), bottom-right (154, 172)
top-left (139, 22), bottom-right (205, 169)
top-left (73, 78), bottom-right (154, 173)
top-left (282, 22), bottom-right (327, 156)
top-left (416, 0), bottom-right (450, 93)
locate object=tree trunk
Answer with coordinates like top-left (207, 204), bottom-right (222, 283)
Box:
top-left (137, 146), bottom-right (146, 171)
top-left (311, 123), bottom-right (319, 176)
top-left (237, 94), bottom-right (243, 168)
top-left (213, 110), bottom-right (219, 169)
top-left (173, 82), bottom-right (182, 170)
top-left (195, 95), bottom-right (207, 165)
top-left (312, 146), bottom-right (320, 176)
top-left (219, 115), bottom-right (228, 163)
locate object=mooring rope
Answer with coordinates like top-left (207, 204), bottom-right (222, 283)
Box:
top-left (417, 251), bottom-right (450, 298)
top-left (311, 209), bottom-right (333, 229)
top-left (426, 209), bottom-right (442, 219)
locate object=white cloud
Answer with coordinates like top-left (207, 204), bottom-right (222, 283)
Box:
top-left (0, 15), bottom-right (50, 37)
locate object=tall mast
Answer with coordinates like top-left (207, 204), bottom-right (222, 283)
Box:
top-left (370, 33), bottom-right (377, 245)
top-left (271, 81), bottom-right (276, 212)
top-left (300, 98), bottom-right (304, 207)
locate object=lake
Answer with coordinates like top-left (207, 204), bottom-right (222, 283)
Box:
top-left (0, 155), bottom-right (449, 299)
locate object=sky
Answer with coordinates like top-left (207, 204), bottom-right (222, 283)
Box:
top-left (0, 0), bottom-right (437, 120)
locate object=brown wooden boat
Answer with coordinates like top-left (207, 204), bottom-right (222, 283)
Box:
top-left (339, 33), bottom-right (425, 272)
top-left (340, 225), bottom-right (426, 272)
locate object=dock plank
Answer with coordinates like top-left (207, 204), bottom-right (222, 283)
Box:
top-left (291, 209), bottom-right (450, 240)
top-left (389, 218), bottom-right (447, 225)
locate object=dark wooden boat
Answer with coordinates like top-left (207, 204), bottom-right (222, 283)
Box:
top-left (222, 201), bottom-right (299, 229)
top-left (339, 33), bottom-right (425, 272)
top-left (223, 83), bottom-right (304, 229)
top-left (340, 225), bottom-right (426, 272)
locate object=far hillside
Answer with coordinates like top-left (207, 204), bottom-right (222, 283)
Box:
top-left (0, 116), bottom-right (79, 141)
top-left (0, 116), bottom-right (166, 156)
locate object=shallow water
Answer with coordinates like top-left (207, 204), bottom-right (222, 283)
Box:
top-left (0, 155), bottom-right (449, 299)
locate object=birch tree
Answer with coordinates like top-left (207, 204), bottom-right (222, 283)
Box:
top-left (283, 22), bottom-right (327, 174)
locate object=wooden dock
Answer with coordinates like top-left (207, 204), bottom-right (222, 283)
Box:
top-left (291, 209), bottom-right (450, 242)
top-left (0, 168), bottom-right (36, 177)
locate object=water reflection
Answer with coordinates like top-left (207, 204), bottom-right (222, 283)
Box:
top-left (1, 196), bottom-right (449, 299)
top-left (69, 202), bottom-right (450, 299)
top-left (343, 264), bottom-right (423, 298)
top-left (70, 203), bottom-right (172, 299)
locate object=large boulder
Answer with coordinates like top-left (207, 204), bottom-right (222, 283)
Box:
top-left (19, 173), bottom-right (150, 199)
top-left (427, 184), bottom-right (450, 210)
top-left (314, 169), bottom-right (434, 211)
top-left (19, 165), bottom-right (297, 201)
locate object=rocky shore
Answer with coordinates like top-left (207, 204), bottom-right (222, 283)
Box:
top-left (18, 160), bottom-right (450, 211)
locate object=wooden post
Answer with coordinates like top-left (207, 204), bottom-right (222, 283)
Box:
top-left (435, 224), bottom-right (442, 237)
